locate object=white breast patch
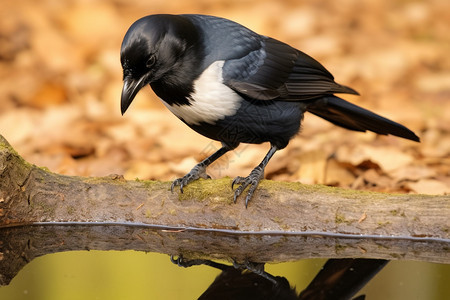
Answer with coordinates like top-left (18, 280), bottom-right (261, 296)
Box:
top-left (161, 60), bottom-right (242, 125)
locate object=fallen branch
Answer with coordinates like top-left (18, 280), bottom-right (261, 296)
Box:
top-left (0, 134), bottom-right (449, 285)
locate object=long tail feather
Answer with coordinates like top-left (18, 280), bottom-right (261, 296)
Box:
top-left (306, 96), bottom-right (420, 142)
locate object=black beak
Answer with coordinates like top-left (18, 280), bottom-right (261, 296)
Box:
top-left (121, 75), bottom-right (148, 115)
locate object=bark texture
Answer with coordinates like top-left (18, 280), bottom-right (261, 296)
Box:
top-left (0, 134), bottom-right (449, 285)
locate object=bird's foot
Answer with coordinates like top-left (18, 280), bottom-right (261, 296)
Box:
top-left (233, 259), bottom-right (278, 285)
top-left (170, 255), bottom-right (198, 268)
top-left (171, 164), bottom-right (210, 193)
top-left (171, 255), bottom-right (229, 271)
top-left (232, 166), bottom-right (264, 207)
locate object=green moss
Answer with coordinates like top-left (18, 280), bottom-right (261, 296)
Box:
top-left (335, 244), bottom-right (348, 253)
top-left (141, 179), bottom-right (170, 190)
top-left (176, 178), bottom-right (233, 203)
top-left (149, 177), bottom-right (406, 205)
top-left (0, 135), bottom-right (34, 171)
top-left (261, 180), bottom-right (391, 201)
top-left (390, 209), bottom-right (399, 216)
top-left (335, 213), bottom-right (353, 225)
top-left (66, 206), bottom-right (75, 215)
top-left (30, 201), bottom-right (56, 217)
top-left (280, 224), bottom-right (290, 230)
top-left (259, 180), bottom-right (311, 193)
top-left (335, 214), bottom-right (346, 224)
top-left (269, 216), bottom-right (290, 230)
top-left (38, 166), bottom-right (51, 172)
top-left (377, 221), bottom-right (392, 226)
top-left (271, 216), bottom-right (282, 224)
top-left (390, 253), bottom-right (402, 259)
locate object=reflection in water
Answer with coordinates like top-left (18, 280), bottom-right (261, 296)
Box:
top-left (298, 259), bottom-right (388, 300)
top-left (172, 255), bottom-right (387, 300)
top-left (0, 251), bottom-right (449, 299)
top-left (173, 256), bottom-right (297, 299)
top-left (0, 225), bottom-right (449, 299)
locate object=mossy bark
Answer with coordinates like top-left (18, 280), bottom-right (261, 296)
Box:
top-left (0, 134), bottom-right (449, 285)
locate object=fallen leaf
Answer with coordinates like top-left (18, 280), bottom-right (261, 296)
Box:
top-left (125, 161), bottom-right (170, 180)
top-left (294, 150), bottom-right (329, 184)
top-left (336, 145), bottom-right (414, 172)
top-left (358, 212), bottom-right (367, 223)
top-left (390, 165), bottom-right (437, 182)
top-left (169, 157), bottom-right (199, 176)
top-left (30, 81), bottom-right (68, 108)
top-left (407, 179), bottom-right (450, 195)
top-left (362, 169), bottom-right (394, 189)
top-left (325, 159), bottom-right (356, 186)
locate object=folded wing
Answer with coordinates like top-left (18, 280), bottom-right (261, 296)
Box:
top-left (223, 37), bottom-right (358, 100)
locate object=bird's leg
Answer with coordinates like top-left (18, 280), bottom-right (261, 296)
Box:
top-left (172, 255), bottom-right (277, 284)
top-left (171, 255), bottom-right (230, 271)
top-left (171, 144), bottom-right (234, 193)
top-left (232, 259), bottom-right (278, 285)
top-left (232, 144), bottom-right (278, 207)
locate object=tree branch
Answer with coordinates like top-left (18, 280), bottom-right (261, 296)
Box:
top-left (0, 134), bottom-right (449, 285)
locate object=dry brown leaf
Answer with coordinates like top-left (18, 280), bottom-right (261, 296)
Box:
top-left (362, 169), bottom-right (381, 184)
top-left (60, 3), bottom-right (121, 51)
top-left (169, 157), bottom-right (199, 176)
top-left (363, 170), bottom-right (393, 189)
top-left (124, 161), bottom-right (170, 181)
top-left (407, 179), bottom-right (450, 195)
top-left (358, 212), bottom-right (367, 223)
top-left (351, 175), bottom-right (366, 190)
top-left (422, 128), bottom-right (450, 158)
top-left (1, 0), bottom-right (449, 195)
top-left (294, 150), bottom-right (328, 184)
top-left (336, 145), bottom-right (414, 173)
top-left (230, 144), bottom-right (268, 170)
top-left (30, 81), bottom-right (68, 108)
top-left (0, 109), bottom-right (37, 146)
top-left (390, 165), bottom-right (437, 182)
top-left (324, 159), bottom-right (355, 186)
top-left (415, 72), bottom-right (450, 93)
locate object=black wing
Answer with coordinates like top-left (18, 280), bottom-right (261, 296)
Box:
top-left (222, 37), bottom-right (358, 101)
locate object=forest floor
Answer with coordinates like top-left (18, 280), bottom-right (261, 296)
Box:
top-left (1, 0), bottom-right (449, 195)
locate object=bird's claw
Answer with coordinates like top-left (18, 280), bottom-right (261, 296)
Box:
top-left (171, 164), bottom-right (210, 193)
top-left (170, 255), bottom-right (199, 268)
top-left (232, 259), bottom-right (278, 285)
top-left (170, 255), bottom-right (183, 266)
top-left (171, 254), bottom-right (208, 268)
top-left (231, 167), bottom-right (264, 207)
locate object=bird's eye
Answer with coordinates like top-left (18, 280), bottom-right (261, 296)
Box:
top-left (146, 55), bottom-right (156, 68)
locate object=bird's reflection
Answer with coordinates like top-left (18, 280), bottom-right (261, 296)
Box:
top-left (172, 256), bottom-right (388, 300)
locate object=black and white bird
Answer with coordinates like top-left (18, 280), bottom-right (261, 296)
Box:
top-left (120, 14), bottom-right (419, 207)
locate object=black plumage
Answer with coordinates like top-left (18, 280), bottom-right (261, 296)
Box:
top-left (120, 14), bottom-right (419, 206)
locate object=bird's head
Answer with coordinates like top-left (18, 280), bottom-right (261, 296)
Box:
top-left (120, 14), bottom-right (199, 115)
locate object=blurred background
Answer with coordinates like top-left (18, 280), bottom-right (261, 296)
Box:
top-left (0, 0), bottom-right (449, 193)
top-left (0, 0), bottom-right (449, 299)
